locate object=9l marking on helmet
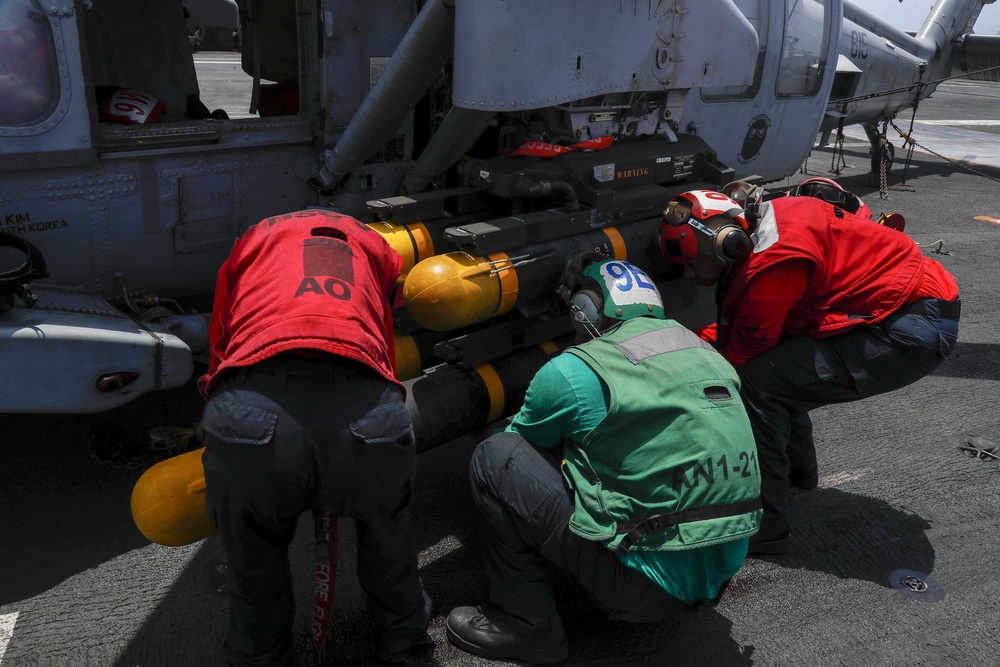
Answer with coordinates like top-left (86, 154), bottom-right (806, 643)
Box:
top-left (598, 261), bottom-right (663, 309)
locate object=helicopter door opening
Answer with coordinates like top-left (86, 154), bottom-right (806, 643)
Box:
top-left (81, 0), bottom-right (201, 123)
top-left (79, 0), bottom-right (300, 151)
top-left (829, 53), bottom-right (862, 102)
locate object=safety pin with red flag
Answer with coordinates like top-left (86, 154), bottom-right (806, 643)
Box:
top-left (508, 136), bottom-right (614, 158)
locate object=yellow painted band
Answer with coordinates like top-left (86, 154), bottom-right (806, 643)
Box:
top-left (407, 222), bottom-right (434, 264)
top-left (486, 251), bottom-right (520, 316)
top-left (538, 340), bottom-right (559, 355)
top-left (474, 363), bottom-right (505, 423)
top-left (602, 226), bottom-right (627, 260)
top-left (369, 222), bottom-right (419, 279)
top-left (393, 334), bottom-right (423, 382)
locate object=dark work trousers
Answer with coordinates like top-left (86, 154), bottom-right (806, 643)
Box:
top-left (201, 354), bottom-right (430, 667)
top-left (737, 299), bottom-right (960, 537)
top-left (470, 431), bottom-right (697, 625)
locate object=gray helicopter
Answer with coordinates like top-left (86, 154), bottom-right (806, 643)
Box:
top-left (0, 0), bottom-right (997, 441)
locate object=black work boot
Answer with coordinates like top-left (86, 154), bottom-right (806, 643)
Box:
top-left (789, 465), bottom-right (819, 491)
top-left (747, 529), bottom-right (791, 556)
top-left (446, 605), bottom-right (569, 665)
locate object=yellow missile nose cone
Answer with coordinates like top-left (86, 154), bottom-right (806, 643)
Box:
top-left (130, 447), bottom-right (216, 547)
top-left (403, 252), bottom-right (518, 331)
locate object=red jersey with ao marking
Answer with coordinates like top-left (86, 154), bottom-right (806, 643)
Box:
top-left (198, 210), bottom-right (402, 397)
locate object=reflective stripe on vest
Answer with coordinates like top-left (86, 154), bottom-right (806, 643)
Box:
top-left (615, 325), bottom-right (716, 365)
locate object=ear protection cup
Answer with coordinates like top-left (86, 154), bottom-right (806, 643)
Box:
top-left (714, 224), bottom-right (753, 262)
top-left (661, 190), bottom-right (751, 266)
top-left (659, 217), bottom-right (700, 263)
top-left (569, 289), bottom-right (606, 334)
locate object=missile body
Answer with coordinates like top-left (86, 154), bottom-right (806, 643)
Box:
top-left (402, 218), bottom-right (665, 331)
top-left (407, 337), bottom-right (569, 452)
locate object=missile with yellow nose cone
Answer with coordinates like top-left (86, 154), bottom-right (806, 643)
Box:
top-left (402, 219), bottom-right (663, 332)
top-left (130, 447), bottom-right (215, 547)
top-left (130, 336), bottom-right (570, 546)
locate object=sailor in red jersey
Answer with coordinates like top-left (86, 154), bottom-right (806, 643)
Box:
top-left (659, 188), bottom-right (960, 556)
top-left (199, 210), bottom-right (430, 666)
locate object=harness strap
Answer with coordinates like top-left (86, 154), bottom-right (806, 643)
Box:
top-left (613, 497), bottom-right (761, 557)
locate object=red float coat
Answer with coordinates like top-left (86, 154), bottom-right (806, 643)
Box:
top-left (715, 197), bottom-right (958, 367)
top-left (198, 210), bottom-right (402, 397)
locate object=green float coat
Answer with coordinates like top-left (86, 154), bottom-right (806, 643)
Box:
top-left (563, 317), bottom-right (761, 551)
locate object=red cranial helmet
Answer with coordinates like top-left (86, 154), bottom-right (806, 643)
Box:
top-left (659, 190), bottom-right (751, 264)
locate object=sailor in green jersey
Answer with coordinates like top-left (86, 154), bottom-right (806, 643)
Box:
top-left (446, 255), bottom-right (761, 665)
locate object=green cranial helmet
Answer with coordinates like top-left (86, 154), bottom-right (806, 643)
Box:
top-left (568, 259), bottom-right (665, 337)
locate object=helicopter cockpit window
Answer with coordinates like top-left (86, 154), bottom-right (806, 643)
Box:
top-left (0, 0), bottom-right (59, 126)
top-left (702, 0), bottom-right (768, 101)
top-left (776, 0), bottom-right (829, 98)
